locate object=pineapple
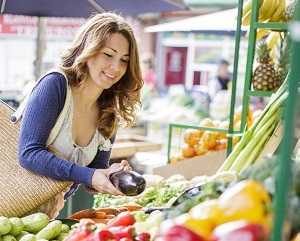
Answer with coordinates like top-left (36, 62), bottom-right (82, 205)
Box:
top-left (275, 35), bottom-right (289, 89)
top-left (252, 40), bottom-right (277, 91)
top-left (285, 0), bottom-right (296, 21)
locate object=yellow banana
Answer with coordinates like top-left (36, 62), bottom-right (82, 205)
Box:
top-left (243, 0), bottom-right (253, 15)
top-left (266, 0), bottom-right (280, 20)
top-left (266, 32), bottom-right (281, 50)
top-left (270, 0), bottom-right (286, 21)
top-left (242, 9), bottom-right (252, 26)
top-left (256, 29), bottom-right (270, 39)
top-left (265, 0), bottom-right (278, 20)
top-left (266, 32), bottom-right (281, 62)
top-left (259, 0), bottom-right (273, 21)
top-left (242, 0), bottom-right (264, 26)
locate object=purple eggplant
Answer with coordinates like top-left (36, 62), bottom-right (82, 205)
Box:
top-left (109, 171), bottom-right (146, 196)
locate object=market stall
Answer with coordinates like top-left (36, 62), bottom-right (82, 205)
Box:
top-left (0, 0), bottom-right (299, 241)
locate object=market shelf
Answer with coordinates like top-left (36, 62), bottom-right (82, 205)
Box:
top-left (247, 90), bottom-right (273, 97)
top-left (254, 22), bottom-right (288, 31)
top-left (167, 123), bottom-right (243, 162)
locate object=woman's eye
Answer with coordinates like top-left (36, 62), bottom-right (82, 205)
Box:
top-left (104, 53), bottom-right (112, 57)
top-left (121, 59), bottom-right (129, 63)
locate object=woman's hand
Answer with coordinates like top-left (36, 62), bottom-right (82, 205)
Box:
top-left (91, 160), bottom-right (132, 195)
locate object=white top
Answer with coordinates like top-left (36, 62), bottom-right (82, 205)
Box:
top-left (51, 93), bottom-right (101, 167)
top-left (14, 70), bottom-right (112, 165)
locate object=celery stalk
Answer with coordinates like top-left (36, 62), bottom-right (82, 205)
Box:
top-left (217, 129), bottom-right (254, 172)
top-left (229, 110), bottom-right (281, 172)
top-left (239, 123), bottom-right (277, 173)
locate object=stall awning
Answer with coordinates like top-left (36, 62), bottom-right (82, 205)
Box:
top-left (145, 8), bottom-right (247, 33)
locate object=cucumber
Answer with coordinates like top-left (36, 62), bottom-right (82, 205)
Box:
top-left (16, 231), bottom-right (29, 241)
top-left (0, 217), bottom-right (12, 235)
top-left (2, 235), bottom-right (17, 241)
top-left (21, 213), bottom-right (49, 233)
top-left (9, 217), bottom-right (24, 236)
top-left (57, 232), bottom-right (69, 241)
top-left (36, 220), bottom-right (62, 240)
top-left (60, 224), bottom-right (69, 233)
top-left (19, 234), bottom-right (36, 241)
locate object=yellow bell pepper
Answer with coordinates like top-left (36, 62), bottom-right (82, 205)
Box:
top-left (217, 180), bottom-right (271, 226)
top-left (174, 213), bottom-right (213, 240)
top-left (189, 199), bottom-right (223, 227)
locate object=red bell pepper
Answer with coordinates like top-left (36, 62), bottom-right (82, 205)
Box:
top-left (108, 212), bottom-right (136, 227)
top-left (134, 232), bottom-right (151, 241)
top-left (212, 221), bottom-right (267, 241)
top-left (65, 227), bottom-right (93, 241)
top-left (93, 229), bottom-right (117, 241)
top-left (108, 225), bottom-right (135, 241)
top-left (160, 225), bottom-right (207, 241)
top-left (119, 238), bottom-right (132, 241)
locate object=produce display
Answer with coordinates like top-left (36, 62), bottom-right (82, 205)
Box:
top-left (169, 110), bottom-right (254, 163)
top-left (0, 212), bottom-right (71, 241)
top-left (65, 212), bottom-right (153, 241)
top-left (242, 0), bottom-right (288, 26)
top-left (68, 205), bottom-right (143, 224)
top-left (218, 80), bottom-right (287, 173)
top-left (0, 2), bottom-right (298, 241)
top-left (242, 0), bottom-right (290, 92)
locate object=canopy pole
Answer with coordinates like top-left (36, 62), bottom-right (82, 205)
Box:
top-left (0, 0), bottom-right (7, 14)
top-left (34, 17), bottom-right (46, 80)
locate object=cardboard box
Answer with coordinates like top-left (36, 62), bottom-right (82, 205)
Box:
top-left (153, 150), bottom-right (226, 179)
top-left (111, 135), bottom-right (162, 159)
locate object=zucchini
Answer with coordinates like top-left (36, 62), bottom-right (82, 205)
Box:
top-left (16, 231), bottom-right (29, 241)
top-left (19, 234), bottom-right (36, 241)
top-left (57, 232), bottom-right (69, 241)
top-left (0, 217), bottom-right (12, 235)
top-left (60, 224), bottom-right (69, 233)
top-left (9, 217), bottom-right (24, 236)
top-left (36, 220), bottom-right (62, 240)
top-left (2, 235), bottom-right (17, 241)
top-left (21, 213), bottom-right (49, 233)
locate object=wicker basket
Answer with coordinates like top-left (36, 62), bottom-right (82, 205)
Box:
top-left (0, 100), bottom-right (71, 217)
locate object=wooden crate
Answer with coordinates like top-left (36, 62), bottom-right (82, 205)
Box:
top-left (153, 150), bottom-right (226, 179)
top-left (111, 135), bottom-right (162, 159)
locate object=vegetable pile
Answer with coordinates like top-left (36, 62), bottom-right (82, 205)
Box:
top-left (0, 212), bottom-right (71, 241)
top-left (218, 80), bottom-right (288, 173)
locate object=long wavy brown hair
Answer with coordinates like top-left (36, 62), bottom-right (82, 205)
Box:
top-left (60, 13), bottom-right (143, 139)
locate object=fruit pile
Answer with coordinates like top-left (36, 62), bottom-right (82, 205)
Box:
top-left (170, 112), bottom-right (254, 162)
top-left (241, 0), bottom-right (291, 91)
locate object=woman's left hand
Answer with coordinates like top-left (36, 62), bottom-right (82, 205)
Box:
top-left (108, 160), bottom-right (132, 176)
top-left (91, 160), bottom-right (132, 195)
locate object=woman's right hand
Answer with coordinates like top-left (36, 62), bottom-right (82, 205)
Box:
top-left (91, 161), bottom-right (130, 195)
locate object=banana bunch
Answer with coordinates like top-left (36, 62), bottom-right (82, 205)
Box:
top-left (242, 0), bottom-right (286, 26)
top-left (266, 32), bottom-right (282, 62)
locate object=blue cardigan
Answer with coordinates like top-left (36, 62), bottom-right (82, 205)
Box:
top-left (18, 72), bottom-right (114, 193)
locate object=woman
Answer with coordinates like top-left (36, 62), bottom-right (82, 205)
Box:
top-left (18, 12), bottom-right (143, 218)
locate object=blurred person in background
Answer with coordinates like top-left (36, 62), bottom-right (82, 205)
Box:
top-left (208, 59), bottom-right (232, 101)
top-left (17, 12), bottom-right (143, 218)
top-left (142, 53), bottom-right (157, 90)
top-left (208, 59), bottom-right (232, 120)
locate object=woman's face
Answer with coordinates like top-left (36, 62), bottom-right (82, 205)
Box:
top-left (87, 33), bottom-right (130, 90)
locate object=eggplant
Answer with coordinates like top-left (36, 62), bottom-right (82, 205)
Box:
top-left (109, 170), bottom-right (146, 196)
